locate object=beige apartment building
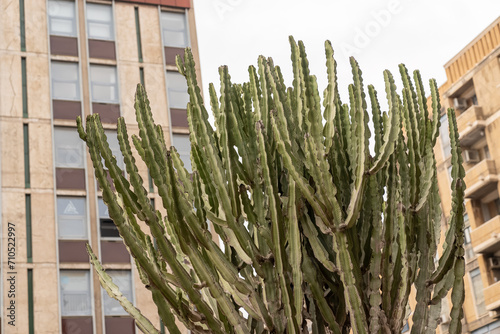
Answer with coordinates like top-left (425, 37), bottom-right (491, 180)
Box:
top-left (434, 16), bottom-right (500, 334)
top-left (0, 0), bottom-right (200, 333)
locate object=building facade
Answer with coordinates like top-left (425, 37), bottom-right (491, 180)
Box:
top-left (0, 0), bottom-right (201, 333)
top-left (435, 16), bottom-right (500, 334)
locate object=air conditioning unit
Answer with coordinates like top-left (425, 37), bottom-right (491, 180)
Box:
top-left (453, 97), bottom-right (468, 111)
top-left (490, 257), bottom-right (500, 269)
top-left (440, 314), bottom-right (451, 324)
top-left (463, 149), bottom-right (480, 163)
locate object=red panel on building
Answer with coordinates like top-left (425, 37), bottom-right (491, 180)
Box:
top-left (101, 240), bottom-right (130, 263)
top-left (105, 317), bottom-right (135, 334)
top-left (62, 317), bottom-right (93, 334)
top-left (59, 240), bottom-right (89, 263)
top-left (56, 168), bottom-right (86, 190)
top-left (53, 100), bottom-right (82, 121)
top-left (116, 0), bottom-right (190, 8)
top-left (92, 103), bottom-right (120, 124)
top-left (50, 36), bottom-right (79, 57)
top-left (88, 40), bottom-right (116, 60)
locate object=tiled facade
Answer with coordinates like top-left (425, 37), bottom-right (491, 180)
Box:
top-left (0, 0), bottom-right (200, 333)
top-left (433, 16), bottom-right (500, 334)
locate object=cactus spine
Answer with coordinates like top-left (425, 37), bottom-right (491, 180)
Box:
top-left (77, 38), bottom-right (465, 334)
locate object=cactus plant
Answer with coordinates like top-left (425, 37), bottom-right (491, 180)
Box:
top-left (77, 37), bottom-right (465, 334)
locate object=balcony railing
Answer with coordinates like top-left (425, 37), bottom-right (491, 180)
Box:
top-left (464, 159), bottom-right (498, 199)
top-left (472, 215), bottom-right (500, 254)
top-left (457, 105), bottom-right (485, 147)
top-left (485, 280), bottom-right (500, 311)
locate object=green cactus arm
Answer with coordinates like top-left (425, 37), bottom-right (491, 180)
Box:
top-left (302, 248), bottom-right (342, 334)
top-left (429, 79), bottom-right (442, 146)
top-left (323, 40), bottom-right (339, 155)
top-left (151, 289), bottom-right (183, 334)
top-left (269, 116), bottom-right (331, 227)
top-left (381, 155), bottom-right (398, 312)
top-left (413, 70), bottom-right (429, 151)
top-left (256, 120), bottom-right (299, 333)
top-left (368, 85), bottom-right (383, 154)
top-left (343, 58), bottom-right (369, 230)
top-left (83, 115), bottom-right (222, 331)
top-left (302, 214), bottom-right (338, 273)
top-left (289, 36), bottom-right (304, 131)
top-left (366, 176), bottom-right (385, 334)
top-left (368, 71), bottom-right (400, 175)
top-left (180, 54), bottom-right (260, 266)
top-left (399, 66), bottom-right (421, 204)
top-left (448, 257), bottom-right (465, 334)
top-left (334, 232), bottom-right (369, 334)
top-left (425, 297), bottom-right (443, 334)
top-left (87, 245), bottom-right (160, 334)
top-left (287, 179), bottom-right (304, 328)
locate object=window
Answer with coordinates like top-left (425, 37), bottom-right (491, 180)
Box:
top-left (464, 225), bottom-right (471, 244)
top-left (472, 319), bottom-right (500, 334)
top-left (60, 270), bottom-right (91, 316)
top-left (86, 3), bottom-right (114, 41)
top-left (54, 128), bottom-right (85, 168)
top-left (464, 224), bottom-right (475, 261)
top-left (51, 62), bottom-right (80, 101)
top-left (90, 65), bottom-right (119, 103)
top-left (484, 145), bottom-right (491, 160)
top-left (104, 131), bottom-right (124, 170)
top-left (48, 0), bottom-right (77, 37)
top-left (440, 114), bottom-right (451, 159)
top-left (172, 134), bottom-right (191, 172)
top-left (161, 11), bottom-right (189, 48)
top-left (102, 270), bottom-right (132, 315)
top-left (57, 197), bottom-right (87, 239)
top-left (470, 268), bottom-right (487, 316)
top-left (166, 71), bottom-right (189, 109)
top-left (99, 198), bottom-right (120, 238)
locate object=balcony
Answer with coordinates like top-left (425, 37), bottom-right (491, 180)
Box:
top-left (457, 105), bottom-right (485, 147)
top-left (472, 215), bottom-right (500, 254)
top-left (464, 159), bottom-right (498, 199)
top-left (485, 280), bottom-right (500, 311)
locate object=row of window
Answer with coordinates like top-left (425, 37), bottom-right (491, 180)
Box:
top-left (52, 62), bottom-right (118, 104)
top-left (60, 269), bottom-right (132, 316)
top-left (53, 127), bottom-right (190, 171)
top-left (57, 197), bottom-right (119, 239)
top-left (48, 0), bottom-right (189, 48)
top-left (52, 61), bottom-right (188, 117)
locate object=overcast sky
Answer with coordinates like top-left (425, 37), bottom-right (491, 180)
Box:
top-left (191, 0), bottom-right (500, 111)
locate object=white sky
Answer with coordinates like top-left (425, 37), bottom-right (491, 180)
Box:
top-left (192, 0), bottom-right (500, 112)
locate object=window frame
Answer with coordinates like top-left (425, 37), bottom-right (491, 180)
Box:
top-left (59, 270), bottom-right (92, 316)
top-left (171, 133), bottom-right (191, 172)
top-left (470, 268), bottom-right (487, 317)
top-left (439, 113), bottom-right (451, 159)
top-left (48, 0), bottom-right (77, 37)
top-left (160, 10), bottom-right (190, 48)
top-left (51, 61), bottom-right (81, 101)
top-left (57, 196), bottom-right (88, 240)
top-left (89, 64), bottom-right (119, 104)
top-left (54, 127), bottom-right (85, 169)
top-left (98, 198), bottom-right (120, 240)
top-left (102, 270), bottom-right (133, 316)
top-left (86, 2), bottom-right (115, 41)
top-left (166, 70), bottom-right (189, 110)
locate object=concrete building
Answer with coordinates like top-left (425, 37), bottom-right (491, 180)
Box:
top-left (434, 16), bottom-right (500, 334)
top-left (0, 0), bottom-right (201, 333)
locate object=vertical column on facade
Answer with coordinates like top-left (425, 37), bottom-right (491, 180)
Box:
top-left (76, 0), bottom-right (102, 332)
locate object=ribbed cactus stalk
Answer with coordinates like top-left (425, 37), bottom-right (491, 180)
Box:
top-left (77, 37), bottom-right (465, 334)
